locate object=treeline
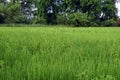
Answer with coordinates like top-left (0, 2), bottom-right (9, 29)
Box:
top-left (0, 0), bottom-right (119, 27)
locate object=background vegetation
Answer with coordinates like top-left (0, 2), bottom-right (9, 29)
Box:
top-left (0, 0), bottom-right (119, 27)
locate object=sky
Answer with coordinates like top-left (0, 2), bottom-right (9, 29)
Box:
top-left (116, 2), bottom-right (120, 17)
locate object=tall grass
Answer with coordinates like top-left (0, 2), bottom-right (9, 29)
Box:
top-left (0, 27), bottom-right (120, 80)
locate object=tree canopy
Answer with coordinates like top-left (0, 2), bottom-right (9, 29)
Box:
top-left (0, 0), bottom-right (119, 26)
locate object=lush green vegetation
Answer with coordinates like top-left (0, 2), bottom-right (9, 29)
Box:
top-left (0, 26), bottom-right (120, 80)
top-left (0, 0), bottom-right (119, 26)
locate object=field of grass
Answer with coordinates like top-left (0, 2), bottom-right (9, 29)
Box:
top-left (0, 27), bottom-right (120, 80)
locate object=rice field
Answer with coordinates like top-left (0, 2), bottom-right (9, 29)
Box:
top-left (0, 26), bottom-right (120, 80)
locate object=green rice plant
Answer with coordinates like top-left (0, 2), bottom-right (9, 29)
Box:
top-left (0, 27), bottom-right (120, 80)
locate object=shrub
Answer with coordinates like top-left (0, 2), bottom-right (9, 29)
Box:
top-left (116, 19), bottom-right (120, 26)
top-left (102, 19), bottom-right (116, 26)
top-left (33, 17), bottom-right (46, 24)
top-left (57, 14), bottom-right (67, 25)
top-left (67, 12), bottom-right (92, 27)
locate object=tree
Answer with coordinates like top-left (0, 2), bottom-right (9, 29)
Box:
top-left (36, 0), bottom-right (64, 24)
top-left (0, 3), bottom-right (6, 23)
top-left (62, 0), bottom-right (117, 26)
top-left (0, 1), bottom-right (22, 24)
top-left (0, 0), bottom-right (118, 26)
top-left (20, 0), bottom-right (37, 23)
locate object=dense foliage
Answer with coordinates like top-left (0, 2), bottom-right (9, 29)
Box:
top-left (0, 0), bottom-right (119, 26)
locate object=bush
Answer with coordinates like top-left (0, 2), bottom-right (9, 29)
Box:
top-left (33, 17), bottom-right (46, 24)
top-left (102, 19), bottom-right (116, 26)
top-left (67, 12), bottom-right (92, 27)
top-left (116, 19), bottom-right (120, 26)
top-left (57, 14), bottom-right (67, 25)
